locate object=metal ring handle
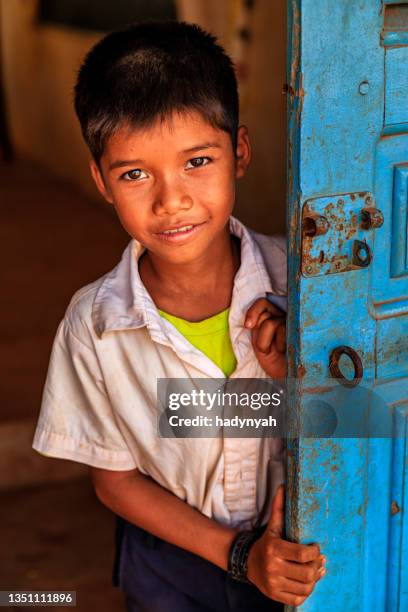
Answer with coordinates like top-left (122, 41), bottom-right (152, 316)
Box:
top-left (329, 345), bottom-right (363, 388)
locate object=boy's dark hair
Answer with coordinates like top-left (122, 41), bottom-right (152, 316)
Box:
top-left (74, 21), bottom-right (239, 162)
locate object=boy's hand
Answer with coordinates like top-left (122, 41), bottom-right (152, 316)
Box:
top-left (247, 485), bottom-right (326, 606)
top-left (245, 298), bottom-right (287, 378)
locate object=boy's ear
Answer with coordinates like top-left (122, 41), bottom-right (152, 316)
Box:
top-left (90, 159), bottom-right (114, 204)
top-left (235, 125), bottom-right (252, 179)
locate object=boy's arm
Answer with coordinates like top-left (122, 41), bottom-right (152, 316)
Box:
top-left (91, 467), bottom-right (325, 606)
top-left (91, 465), bottom-right (236, 571)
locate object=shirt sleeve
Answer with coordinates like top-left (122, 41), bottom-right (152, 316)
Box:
top-left (32, 318), bottom-right (137, 470)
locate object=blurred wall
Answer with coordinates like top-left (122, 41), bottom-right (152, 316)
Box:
top-left (1, 0), bottom-right (286, 233)
top-left (237, 1), bottom-right (286, 234)
top-left (1, 0), bottom-right (101, 200)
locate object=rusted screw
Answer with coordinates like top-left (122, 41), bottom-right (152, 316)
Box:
top-left (361, 207), bottom-right (384, 230)
top-left (305, 265), bottom-right (313, 273)
top-left (302, 214), bottom-right (329, 237)
top-left (391, 500), bottom-right (400, 515)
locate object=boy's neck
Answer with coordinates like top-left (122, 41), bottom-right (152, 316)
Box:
top-left (138, 227), bottom-right (241, 321)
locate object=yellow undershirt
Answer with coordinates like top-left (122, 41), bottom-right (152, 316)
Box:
top-left (158, 307), bottom-right (237, 377)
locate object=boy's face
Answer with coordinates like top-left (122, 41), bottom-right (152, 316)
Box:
top-left (91, 110), bottom-right (251, 266)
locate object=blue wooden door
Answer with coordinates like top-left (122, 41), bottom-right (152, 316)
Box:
top-left (286, 1), bottom-right (408, 610)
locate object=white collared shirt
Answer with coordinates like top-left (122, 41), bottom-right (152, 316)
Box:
top-left (33, 216), bottom-right (287, 529)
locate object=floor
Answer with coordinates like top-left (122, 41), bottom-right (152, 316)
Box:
top-left (1, 477), bottom-right (125, 611)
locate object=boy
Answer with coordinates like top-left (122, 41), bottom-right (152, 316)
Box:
top-left (32, 21), bottom-right (325, 611)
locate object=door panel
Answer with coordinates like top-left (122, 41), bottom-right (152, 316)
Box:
top-left (385, 48), bottom-right (408, 127)
top-left (286, 1), bottom-right (408, 609)
top-left (372, 136), bottom-right (408, 306)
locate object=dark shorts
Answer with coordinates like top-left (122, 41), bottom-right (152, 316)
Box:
top-left (113, 516), bottom-right (284, 612)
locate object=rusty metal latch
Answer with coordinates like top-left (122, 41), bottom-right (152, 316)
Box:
top-left (301, 192), bottom-right (383, 277)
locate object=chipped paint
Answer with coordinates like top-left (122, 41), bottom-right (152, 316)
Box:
top-left (390, 500), bottom-right (400, 516)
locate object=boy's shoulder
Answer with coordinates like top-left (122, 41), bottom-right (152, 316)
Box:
top-left (230, 216), bottom-right (286, 275)
top-left (63, 240), bottom-right (133, 344)
top-left (63, 272), bottom-right (111, 345)
top-left (61, 238), bottom-right (139, 344)
top-left (250, 228), bottom-right (286, 259)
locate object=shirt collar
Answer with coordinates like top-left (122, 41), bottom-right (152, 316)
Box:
top-left (92, 215), bottom-right (275, 340)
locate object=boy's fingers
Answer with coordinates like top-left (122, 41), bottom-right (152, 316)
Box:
top-left (277, 557), bottom-right (325, 584)
top-left (253, 319), bottom-right (281, 353)
top-left (252, 309), bottom-right (277, 329)
top-left (268, 484), bottom-right (285, 537)
top-left (275, 323), bottom-right (286, 353)
top-left (245, 298), bottom-right (285, 329)
top-left (272, 575), bottom-right (317, 598)
top-left (245, 298), bottom-right (271, 326)
top-left (268, 539), bottom-right (321, 563)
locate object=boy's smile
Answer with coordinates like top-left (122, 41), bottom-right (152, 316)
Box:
top-left (90, 110), bottom-right (251, 268)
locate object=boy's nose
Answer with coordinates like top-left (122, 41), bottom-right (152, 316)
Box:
top-left (152, 181), bottom-right (193, 215)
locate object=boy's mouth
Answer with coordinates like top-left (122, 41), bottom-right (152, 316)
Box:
top-left (162, 224), bottom-right (194, 234)
top-left (154, 221), bottom-right (206, 242)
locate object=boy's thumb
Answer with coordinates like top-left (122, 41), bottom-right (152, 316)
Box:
top-left (267, 484), bottom-right (285, 538)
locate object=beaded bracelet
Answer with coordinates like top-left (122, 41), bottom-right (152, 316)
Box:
top-left (227, 527), bottom-right (265, 583)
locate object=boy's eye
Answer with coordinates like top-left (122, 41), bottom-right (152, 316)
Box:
top-left (185, 156), bottom-right (212, 169)
top-left (121, 169), bottom-right (148, 181)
